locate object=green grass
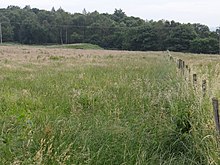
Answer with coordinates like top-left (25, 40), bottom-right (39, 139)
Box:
top-left (0, 49), bottom-right (219, 164)
top-left (49, 43), bottom-right (103, 50)
top-left (0, 43), bottom-right (103, 50)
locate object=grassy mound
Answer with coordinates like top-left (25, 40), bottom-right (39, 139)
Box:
top-left (50, 43), bottom-right (103, 50)
top-left (0, 43), bottom-right (103, 50)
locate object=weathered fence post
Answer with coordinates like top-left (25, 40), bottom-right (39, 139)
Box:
top-left (193, 74), bottom-right (197, 85)
top-left (178, 59), bottom-right (182, 69)
top-left (177, 59), bottom-right (185, 76)
top-left (212, 98), bottom-right (220, 134)
top-left (202, 80), bottom-right (207, 96)
top-left (182, 60), bottom-right (185, 75)
top-left (182, 61), bottom-right (185, 69)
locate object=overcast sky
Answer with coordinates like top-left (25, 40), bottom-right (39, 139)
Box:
top-left (1, 0), bottom-right (220, 28)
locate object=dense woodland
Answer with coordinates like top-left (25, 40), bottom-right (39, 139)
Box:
top-left (0, 5), bottom-right (219, 53)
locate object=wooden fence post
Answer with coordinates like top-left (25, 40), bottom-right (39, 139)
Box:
top-left (202, 80), bottom-right (207, 96)
top-left (212, 98), bottom-right (220, 134)
top-left (182, 60), bottom-right (185, 75)
top-left (178, 59), bottom-right (182, 69)
top-left (182, 61), bottom-right (185, 69)
top-left (193, 74), bottom-right (197, 85)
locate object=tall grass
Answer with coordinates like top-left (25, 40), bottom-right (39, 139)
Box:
top-left (0, 50), bottom-right (219, 164)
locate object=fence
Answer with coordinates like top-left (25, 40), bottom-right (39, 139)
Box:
top-left (166, 50), bottom-right (220, 135)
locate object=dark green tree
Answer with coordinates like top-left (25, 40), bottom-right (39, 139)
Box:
top-left (165, 24), bottom-right (197, 51)
top-left (0, 15), bottom-right (14, 41)
top-left (0, 6), bottom-right (218, 54)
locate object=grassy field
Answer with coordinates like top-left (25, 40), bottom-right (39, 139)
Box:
top-left (0, 45), bottom-right (220, 164)
top-left (48, 43), bottom-right (103, 50)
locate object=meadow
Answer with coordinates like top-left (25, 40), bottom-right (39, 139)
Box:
top-left (0, 45), bottom-right (220, 164)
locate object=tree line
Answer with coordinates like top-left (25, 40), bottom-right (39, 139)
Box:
top-left (0, 5), bottom-right (219, 54)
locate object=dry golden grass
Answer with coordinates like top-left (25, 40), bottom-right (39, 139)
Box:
top-left (0, 45), bottom-right (163, 71)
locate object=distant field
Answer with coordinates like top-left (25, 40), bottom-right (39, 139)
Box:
top-left (48, 43), bottom-right (104, 50)
top-left (0, 45), bottom-right (220, 164)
